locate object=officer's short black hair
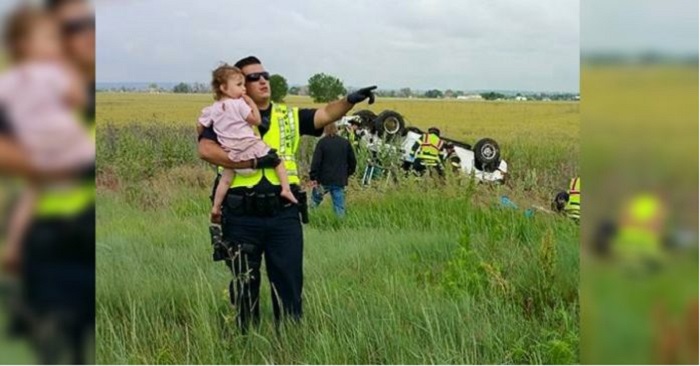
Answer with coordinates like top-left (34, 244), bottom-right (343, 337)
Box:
top-left (234, 56), bottom-right (262, 70)
top-left (428, 127), bottom-right (440, 136)
top-left (45, 0), bottom-right (84, 12)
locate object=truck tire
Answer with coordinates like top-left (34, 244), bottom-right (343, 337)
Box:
top-left (473, 138), bottom-right (501, 172)
top-left (375, 110), bottom-right (406, 140)
top-left (353, 110), bottom-right (377, 130)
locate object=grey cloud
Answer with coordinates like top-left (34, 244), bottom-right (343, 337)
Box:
top-left (582, 0), bottom-right (698, 55)
top-left (97, 0), bottom-right (580, 92)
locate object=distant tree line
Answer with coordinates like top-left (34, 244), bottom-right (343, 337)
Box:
top-left (100, 74), bottom-right (580, 102)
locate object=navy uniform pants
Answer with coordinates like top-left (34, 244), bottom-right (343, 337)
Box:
top-left (221, 194), bottom-right (303, 331)
top-left (19, 206), bottom-right (95, 364)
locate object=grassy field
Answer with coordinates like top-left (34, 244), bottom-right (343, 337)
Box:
top-left (95, 94), bottom-right (580, 363)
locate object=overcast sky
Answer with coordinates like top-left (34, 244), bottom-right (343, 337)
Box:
top-left (581, 0), bottom-right (698, 56)
top-left (96, 0), bottom-right (580, 92)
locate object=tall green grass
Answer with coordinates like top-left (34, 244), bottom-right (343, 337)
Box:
top-left (96, 103), bottom-right (579, 364)
top-left (97, 183), bottom-right (578, 364)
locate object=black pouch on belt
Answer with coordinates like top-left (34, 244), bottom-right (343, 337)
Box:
top-left (295, 190), bottom-right (309, 224)
top-left (225, 194), bottom-right (246, 215)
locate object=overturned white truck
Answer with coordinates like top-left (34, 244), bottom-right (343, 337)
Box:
top-left (336, 110), bottom-right (508, 183)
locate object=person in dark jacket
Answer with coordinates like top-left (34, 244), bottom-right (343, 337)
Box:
top-left (309, 123), bottom-right (356, 217)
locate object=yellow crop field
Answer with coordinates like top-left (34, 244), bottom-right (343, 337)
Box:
top-left (97, 93), bottom-right (579, 146)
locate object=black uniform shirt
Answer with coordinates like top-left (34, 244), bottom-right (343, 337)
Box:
top-left (309, 135), bottom-right (356, 187)
top-left (199, 105), bottom-right (322, 193)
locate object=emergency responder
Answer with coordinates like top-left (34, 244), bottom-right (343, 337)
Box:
top-left (442, 143), bottom-right (462, 173)
top-left (612, 193), bottom-right (667, 265)
top-left (0, 0), bottom-right (95, 363)
top-left (552, 176), bottom-right (580, 222)
top-left (197, 56), bottom-right (376, 331)
top-left (344, 120), bottom-right (362, 149)
top-left (410, 127), bottom-right (445, 176)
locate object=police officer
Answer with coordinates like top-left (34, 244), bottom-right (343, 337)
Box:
top-left (0, 0), bottom-right (95, 363)
top-left (411, 127), bottom-right (445, 176)
top-left (197, 56), bottom-right (375, 331)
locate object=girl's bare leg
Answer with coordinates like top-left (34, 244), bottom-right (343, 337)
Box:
top-left (275, 163), bottom-right (298, 204)
top-left (211, 169), bottom-right (234, 223)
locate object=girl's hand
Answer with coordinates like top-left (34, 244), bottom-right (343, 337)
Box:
top-left (210, 206), bottom-right (222, 224)
top-left (242, 95), bottom-right (255, 106)
top-left (1, 243), bottom-right (21, 275)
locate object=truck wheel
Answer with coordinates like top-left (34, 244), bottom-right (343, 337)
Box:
top-left (375, 110), bottom-right (406, 140)
top-left (473, 138), bottom-right (501, 172)
top-left (353, 110), bottom-right (377, 130)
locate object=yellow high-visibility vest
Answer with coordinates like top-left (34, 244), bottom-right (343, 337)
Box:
top-left (230, 103), bottom-right (301, 188)
top-left (614, 194), bottom-right (664, 260)
top-left (564, 177), bottom-right (580, 221)
top-left (35, 121), bottom-right (95, 218)
top-left (416, 133), bottom-right (443, 164)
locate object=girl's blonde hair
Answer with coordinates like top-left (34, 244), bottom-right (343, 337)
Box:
top-left (3, 5), bottom-right (54, 62)
top-left (211, 63), bottom-right (243, 100)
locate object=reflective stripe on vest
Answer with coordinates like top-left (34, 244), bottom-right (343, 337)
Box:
top-left (35, 121), bottom-right (95, 218)
top-left (230, 103), bottom-right (300, 188)
top-left (416, 133), bottom-right (442, 161)
top-left (564, 177), bottom-right (580, 220)
top-left (35, 183), bottom-right (95, 217)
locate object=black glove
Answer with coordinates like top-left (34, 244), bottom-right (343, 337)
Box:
top-left (346, 86), bottom-right (377, 105)
top-left (255, 149), bottom-right (281, 169)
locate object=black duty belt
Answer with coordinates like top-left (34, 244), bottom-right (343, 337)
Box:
top-left (224, 186), bottom-right (309, 223)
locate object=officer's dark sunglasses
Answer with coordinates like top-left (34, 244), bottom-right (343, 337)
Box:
top-left (62, 17), bottom-right (95, 36)
top-left (245, 72), bottom-right (270, 83)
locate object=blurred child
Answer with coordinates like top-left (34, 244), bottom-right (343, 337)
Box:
top-left (0, 5), bottom-right (94, 273)
top-left (198, 64), bottom-right (297, 225)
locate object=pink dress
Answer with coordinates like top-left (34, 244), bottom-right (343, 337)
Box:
top-left (0, 62), bottom-right (94, 170)
top-left (198, 98), bottom-right (270, 162)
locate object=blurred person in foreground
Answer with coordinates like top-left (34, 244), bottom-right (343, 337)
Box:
top-left (309, 123), bottom-right (357, 217)
top-left (0, 0), bottom-right (95, 363)
top-left (584, 192), bottom-right (698, 364)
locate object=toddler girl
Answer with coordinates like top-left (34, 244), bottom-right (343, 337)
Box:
top-left (198, 64), bottom-right (297, 224)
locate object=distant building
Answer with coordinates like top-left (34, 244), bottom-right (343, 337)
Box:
top-left (457, 94), bottom-right (484, 101)
top-left (515, 96), bottom-right (528, 101)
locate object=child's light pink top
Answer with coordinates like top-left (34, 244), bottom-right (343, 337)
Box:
top-left (198, 98), bottom-right (270, 162)
top-left (0, 62), bottom-right (94, 170)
